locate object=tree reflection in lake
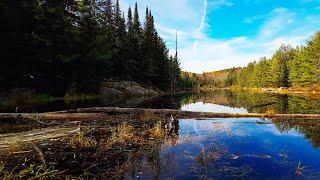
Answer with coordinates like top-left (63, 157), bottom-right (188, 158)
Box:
top-left (1, 117), bottom-right (320, 179)
top-left (1, 90), bottom-right (319, 114)
top-left (176, 91), bottom-right (320, 114)
top-left (154, 118), bottom-right (320, 179)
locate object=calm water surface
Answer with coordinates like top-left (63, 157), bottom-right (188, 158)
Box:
top-left (1, 91), bottom-right (320, 178)
top-left (128, 118), bottom-right (320, 179)
top-left (181, 102), bottom-right (248, 113)
top-left (1, 90), bottom-right (319, 114)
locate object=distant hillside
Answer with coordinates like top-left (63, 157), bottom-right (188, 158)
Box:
top-left (202, 67), bottom-right (242, 81)
top-left (180, 67), bottom-right (242, 90)
top-left (180, 31), bottom-right (320, 92)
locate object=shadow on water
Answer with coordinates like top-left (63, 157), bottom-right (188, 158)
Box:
top-left (1, 117), bottom-right (320, 179)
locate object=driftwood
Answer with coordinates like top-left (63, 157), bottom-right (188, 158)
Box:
top-left (0, 127), bottom-right (81, 151)
top-left (33, 144), bottom-right (47, 170)
top-left (0, 107), bottom-right (319, 122)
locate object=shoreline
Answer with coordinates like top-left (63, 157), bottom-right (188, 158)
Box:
top-left (0, 107), bottom-right (319, 123)
top-left (193, 86), bottom-right (320, 99)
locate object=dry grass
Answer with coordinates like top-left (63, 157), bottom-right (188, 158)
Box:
top-left (70, 131), bottom-right (97, 149)
top-left (149, 121), bottom-right (164, 138)
top-left (0, 160), bottom-right (61, 180)
top-left (141, 110), bottom-right (160, 121)
top-left (265, 109), bottom-right (276, 116)
top-left (7, 139), bottom-right (24, 153)
top-left (107, 123), bottom-right (134, 146)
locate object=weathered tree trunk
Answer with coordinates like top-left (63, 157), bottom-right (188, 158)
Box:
top-left (0, 107), bottom-right (319, 122)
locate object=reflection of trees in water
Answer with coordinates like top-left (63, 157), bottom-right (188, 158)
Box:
top-left (177, 91), bottom-right (320, 114)
top-left (272, 118), bottom-right (320, 148)
top-left (137, 93), bottom-right (191, 110)
top-left (0, 118), bottom-right (180, 179)
top-left (287, 97), bottom-right (320, 114)
top-left (2, 90), bottom-right (319, 114)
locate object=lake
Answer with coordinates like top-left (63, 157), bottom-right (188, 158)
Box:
top-left (1, 117), bottom-right (320, 179)
top-left (126, 118), bottom-right (320, 179)
top-left (0, 90), bottom-right (320, 178)
top-left (1, 90), bottom-right (319, 114)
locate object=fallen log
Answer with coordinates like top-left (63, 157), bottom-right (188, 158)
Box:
top-left (0, 127), bottom-right (80, 148)
top-left (0, 107), bottom-right (319, 122)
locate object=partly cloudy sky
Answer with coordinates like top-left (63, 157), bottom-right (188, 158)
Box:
top-left (120, 0), bottom-right (320, 73)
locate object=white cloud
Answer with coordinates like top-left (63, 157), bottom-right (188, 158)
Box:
top-left (179, 38), bottom-right (264, 72)
top-left (179, 33), bottom-right (312, 73)
top-left (120, 1), bottom-right (320, 73)
top-left (179, 7), bottom-right (316, 73)
top-left (196, 0), bottom-right (208, 38)
top-left (258, 8), bottom-right (295, 39)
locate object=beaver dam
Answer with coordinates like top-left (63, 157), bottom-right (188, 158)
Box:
top-left (0, 106), bottom-right (320, 179)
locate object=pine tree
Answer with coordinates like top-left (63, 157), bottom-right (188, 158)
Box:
top-left (131, 2), bottom-right (143, 81)
top-left (113, 0), bottom-right (127, 78)
top-left (251, 57), bottom-right (272, 87)
top-left (127, 7), bottom-right (133, 32)
top-left (124, 6), bottom-right (138, 80)
top-left (133, 2), bottom-right (142, 38)
top-left (104, 0), bottom-right (114, 28)
top-left (141, 8), bottom-right (155, 84)
top-left (270, 45), bottom-right (293, 87)
top-left (0, 0), bottom-right (182, 93)
top-left (289, 46), bottom-right (318, 86)
top-left (305, 32), bottom-right (320, 84)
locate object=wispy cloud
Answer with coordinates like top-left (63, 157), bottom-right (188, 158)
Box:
top-left (197, 0), bottom-right (208, 34)
top-left (121, 0), bottom-right (320, 73)
top-left (243, 14), bottom-right (266, 24)
top-left (210, 0), bottom-right (234, 9)
top-left (258, 8), bottom-right (295, 38)
top-left (180, 7), bottom-right (315, 72)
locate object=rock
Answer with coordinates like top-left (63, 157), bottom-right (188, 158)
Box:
top-left (99, 87), bottom-right (122, 96)
top-left (101, 81), bottom-right (162, 96)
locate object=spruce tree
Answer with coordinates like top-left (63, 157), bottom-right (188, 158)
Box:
top-left (124, 6), bottom-right (138, 80)
top-left (270, 45), bottom-right (293, 87)
top-left (113, 0), bottom-right (127, 78)
top-left (142, 8), bottom-right (155, 85)
top-left (305, 32), bottom-right (320, 85)
top-left (132, 3), bottom-right (143, 81)
top-left (0, 0), bottom-right (182, 93)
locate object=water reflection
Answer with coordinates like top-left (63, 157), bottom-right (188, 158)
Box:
top-left (181, 102), bottom-right (248, 113)
top-left (176, 91), bottom-right (320, 114)
top-left (1, 117), bottom-right (320, 179)
top-left (128, 118), bottom-right (320, 179)
top-left (1, 90), bottom-right (319, 114)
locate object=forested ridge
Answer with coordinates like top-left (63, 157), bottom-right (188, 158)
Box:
top-left (0, 0), bottom-right (181, 96)
top-left (181, 32), bottom-right (320, 91)
top-left (1, 0), bottom-right (319, 96)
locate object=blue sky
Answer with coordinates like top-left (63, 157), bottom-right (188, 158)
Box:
top-left (120, 0), bottom-right (320, 73)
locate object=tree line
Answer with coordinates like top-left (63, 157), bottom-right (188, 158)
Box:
top-left (181, 31), bottom-right (320, 90)
top-left (0, 0), bottom-right (181, 95)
